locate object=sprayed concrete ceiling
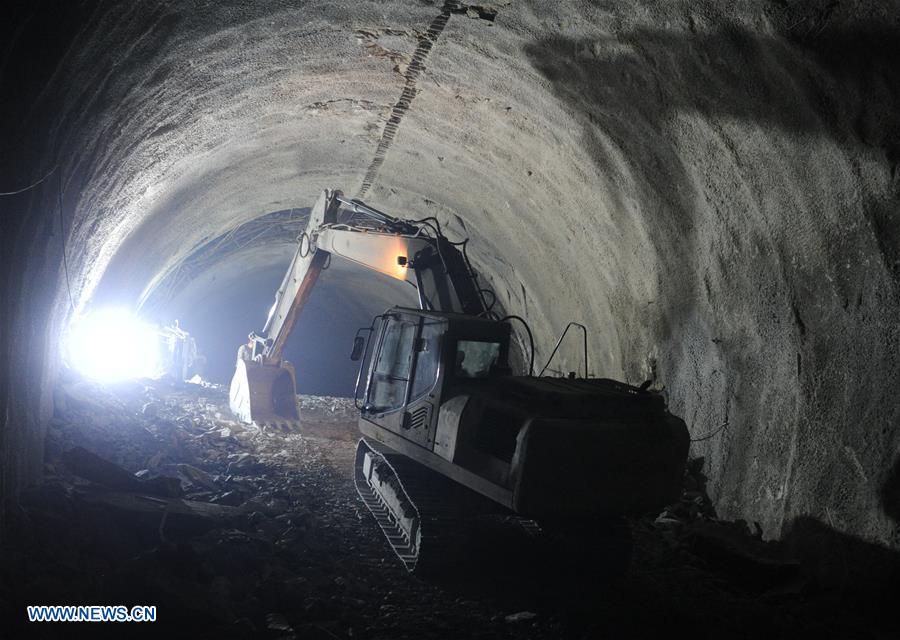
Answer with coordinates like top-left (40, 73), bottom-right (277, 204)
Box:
top-left (2, 0), bottom-right (900, 547)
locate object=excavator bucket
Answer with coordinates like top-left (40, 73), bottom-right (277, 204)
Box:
top-left (229, 359), bottom-right (299, 426)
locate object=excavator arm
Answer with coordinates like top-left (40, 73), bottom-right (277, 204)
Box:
top-left (229, 189), bottom-right (487, 424)
top-left (253, 189), bottom-right (341, 364)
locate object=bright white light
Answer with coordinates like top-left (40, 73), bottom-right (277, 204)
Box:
top-left (65, 308), bottom-right (161, 382)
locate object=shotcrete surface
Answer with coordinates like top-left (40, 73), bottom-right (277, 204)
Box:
top-left (3, 0), bottom-right (899, 548)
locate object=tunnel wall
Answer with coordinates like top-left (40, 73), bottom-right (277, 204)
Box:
top-left (0, 1), bottom-right (97, 538)
top-left (1, 0), bottom-right (899, 548)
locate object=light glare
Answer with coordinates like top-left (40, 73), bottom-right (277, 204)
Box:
top-left (66, 308), bottom-right (160, 381)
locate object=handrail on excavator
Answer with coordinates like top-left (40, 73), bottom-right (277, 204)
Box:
top-left (539, 321), bottom-right (589, 378)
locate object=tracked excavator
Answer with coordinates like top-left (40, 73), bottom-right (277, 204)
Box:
top-left (230, 189), bottom-right (689, 571)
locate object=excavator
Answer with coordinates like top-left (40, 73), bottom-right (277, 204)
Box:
top-left (230, 189), bottom-right (689, 571)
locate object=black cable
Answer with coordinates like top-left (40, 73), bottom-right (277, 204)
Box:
top-left (2, 164), bottom-right (74, 309)
top-left (691, 421), bottom-right (729, 442)
top-left (57, 169), bottom-right (74, 310)
top-left (410, 216), bottom-right (444, 234)
top-left (458, 238), bottom-right (494, 315)
top-left (350, 201), bottom-right (500, 319)
top-left (500, 315), bottom-right (535, 377)
top-left (478, 288), bottom-right (497, 311)
top-left (412, 218), bottom-right (449, 274)
top-left (0, 164), bottom-right (58, 196)
top-left (297, 232), bottom-right (311, 258)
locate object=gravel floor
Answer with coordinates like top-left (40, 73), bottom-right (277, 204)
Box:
top-left (1, 373), bottom-right (897, 639)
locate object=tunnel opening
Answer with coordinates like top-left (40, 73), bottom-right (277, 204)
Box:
top-left (140, 206), bottom-right (420, 396)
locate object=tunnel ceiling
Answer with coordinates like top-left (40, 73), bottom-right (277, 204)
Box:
top-left (4, 0), bottom-right (900, 547)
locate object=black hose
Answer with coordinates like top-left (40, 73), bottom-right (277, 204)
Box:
top-left (297, 232), bottom-right (311, 258)
top-left (478, 288), bottom-right (497, 312)
top-left (0, 164), bottom-right (58, 196)
top-left (459, 239), bottom-right (492, 314)
top-left (691, 421), bottom-right (729, 442)
top-left (351, 204), bottom-right (499, 319)
top-left (500, 315), bottom-right (535, 377)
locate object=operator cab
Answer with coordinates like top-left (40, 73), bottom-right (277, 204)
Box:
top-left (352, 307), bottom-right (512, 451)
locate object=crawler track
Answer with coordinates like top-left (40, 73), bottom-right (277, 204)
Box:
top-left (354, 438), bottom-right (530, 573)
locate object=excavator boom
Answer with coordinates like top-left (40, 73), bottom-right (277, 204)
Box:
top-left (228, 190), bottom-right (338, 425)
top-left (229, 189), bottom-right (486, 425)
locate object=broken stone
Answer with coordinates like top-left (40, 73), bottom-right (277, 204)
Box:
top-left (141, 401), bottom-right (161, 417)
top-left (505, 611), bottom-right (537, 623)
top-left (62, 446), bottom-right (144, 492)
top-left (76, 489), bottom-right (239, 540)
top-left (210, 490), bottom-right (246, 507)
top-left (146, 450), bottom-right (166, 469)
top-left (239, 511), bottom-right (269, 529)
top-left (275, 509), bottom-right (311, 528)
top-left (141, 474), bottom-right (184, 498)
top-left (276, 525), bottom-right (303, 548)
top-left (225, 452), bottom-right (258, 474)
top-left (265, 612), bottom-right (293, 633)
top-left (265, 497), bottom-right (289, 514)
top-left (177, 463), bottom-right (220, 492)
top-left (253, 518), bottom-right (286, 541)
top-left (654, 515), bottom-right (683, 528)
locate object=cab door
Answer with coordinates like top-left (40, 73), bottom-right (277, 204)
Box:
top-left (361, 312), bottom-right (446, 450)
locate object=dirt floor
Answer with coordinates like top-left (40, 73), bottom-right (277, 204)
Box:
top-left (1, 373), bottom-right (897, 639)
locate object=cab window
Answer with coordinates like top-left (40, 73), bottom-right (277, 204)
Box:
top-left (409, 320), bottom-right (444, 401)
top-left (455, 340), bottom-right (500, 378)
top-left (369, 317), bottom-right (417, 411)
top-left (367, 315), bottom-right (446, 412)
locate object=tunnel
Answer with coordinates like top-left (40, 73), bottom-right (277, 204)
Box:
top-left (1, 0), bottom-right (899, 636)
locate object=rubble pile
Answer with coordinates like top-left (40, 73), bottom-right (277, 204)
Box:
top-left (1, 371), bottom-right (896, 638)
top-left (8, 373), bottom-right (531, 638)
top-left (641, 457), bottom-right (803, 594)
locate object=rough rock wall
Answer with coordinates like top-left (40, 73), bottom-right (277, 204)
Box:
top-left (1, 0), bottom-right (898, 547)
top-left (513, 2), bottom-right (900, 543)
top-left (0, 1), bottom-right (98, 538)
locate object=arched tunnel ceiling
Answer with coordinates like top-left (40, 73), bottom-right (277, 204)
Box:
top-left (4, 1), bottom-right (900, 547)
top-left (75, 0), bottom-right (633, 378)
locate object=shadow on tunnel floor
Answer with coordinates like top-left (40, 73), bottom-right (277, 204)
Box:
top-left (781, 514), bottom-right (900, 599)
top-left (880, 454), bottom-right (900, 526)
